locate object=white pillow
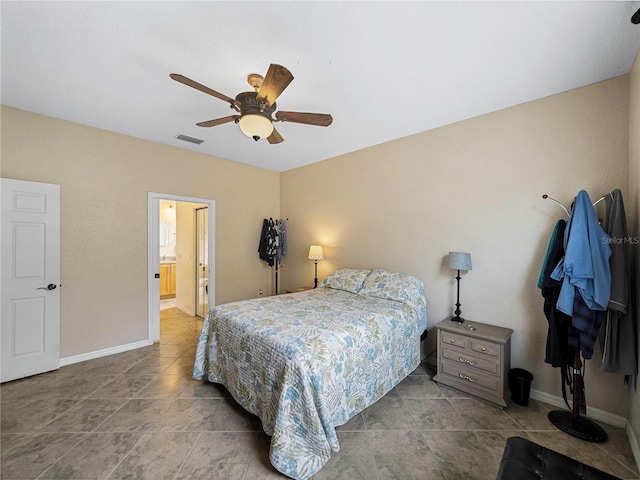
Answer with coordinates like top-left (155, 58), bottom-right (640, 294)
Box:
top-left (319, 268), bottom-right (371, 294)
top-left (359, 269), bottom-right (427, 319)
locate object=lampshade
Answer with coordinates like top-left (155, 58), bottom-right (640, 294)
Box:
top-left (447, 252), bottom-right (472, 271)
top-left (308, 245), bottom-right (324, 261)
top-left (238, 113), bottom-right (274, 140)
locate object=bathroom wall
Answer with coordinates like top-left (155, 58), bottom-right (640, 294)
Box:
top-left (159, 199), bottom-right (177, 259)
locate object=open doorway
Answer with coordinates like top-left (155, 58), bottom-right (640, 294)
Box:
top-left (148, 193), bottom-right (216, 343)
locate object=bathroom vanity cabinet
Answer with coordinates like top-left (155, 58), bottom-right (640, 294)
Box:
top-left (160, 263), bottom-right (176, 299)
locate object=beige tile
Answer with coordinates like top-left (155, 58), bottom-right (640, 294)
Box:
top-left (313, 452), bottom-right (377, 479)
top-left (176, 431), bottom-right (256, 479)
top-left (403, 398), bottom-right (470, 430)
top-left (96, 398), bottom-right (174, 432)
top-left (134, 374), bottom-right (228, 398)
top-left (39, 398), bottom-right (127, 432)
top-left (394, 374), bottom-right (444, 398)
top-left (504, 398), bottom-right (556, 430)
top-left (152, 398), bottom-right (223, 431)
top-left (0, 432), bottom-right (85, 479)
top-left (38, 432), bottom-right (141, 479)
top-left (361, 395), bottom-right (415, 431)
top-left (367, 430), bottom-right (429, 456)
top-left (162, 356), bottom-right (198, 375)
top-left (448, 397), bottom-right (522, 430)
top-left (597, 429), bottom-right (640, 477)
top-left (423, 430), bottom-right (502, 480)
top-left (1, 373), bottom-right (116, 402)
top-left (374, 452), bottom-right (447, 480)
top-left (207, 397), bottom-right (263, 432)
top-left (123, 356), bottom-right (180, 374)
top-left (1, 398), bottom-right (80, 433)
top-left (89, 374), bottom-right (157, 398)
top-left (107, 431), bottom-right (201, 479)
top-left (336, 412), bottom-right (366, 431)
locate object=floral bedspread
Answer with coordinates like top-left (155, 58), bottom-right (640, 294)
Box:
top-left (193, 273), bottom-right (425, 480)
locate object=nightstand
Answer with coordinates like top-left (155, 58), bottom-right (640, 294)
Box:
top-left (433, 319), bottom-right (513, 408)
top-left (285, 287), bottom-right (312, 293)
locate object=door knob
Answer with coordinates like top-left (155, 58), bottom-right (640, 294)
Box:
top-left (37, 284), bottom-right (57, 291)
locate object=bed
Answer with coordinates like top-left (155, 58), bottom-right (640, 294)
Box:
top-left (193, 268), bottom-right (427, 480)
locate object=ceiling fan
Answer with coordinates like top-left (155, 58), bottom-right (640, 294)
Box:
top-left (170, 64), bottom-right (332, 144)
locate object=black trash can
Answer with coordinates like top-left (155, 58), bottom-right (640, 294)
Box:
top-left (508, 368), bottom-right (534, 406)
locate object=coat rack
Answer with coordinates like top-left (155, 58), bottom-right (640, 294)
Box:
top-left (258, 218), bottom-right (287, 295)
top-left (541, 193), bottom-right (608, 443)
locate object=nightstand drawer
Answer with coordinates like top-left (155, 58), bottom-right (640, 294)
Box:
top-left (440, 359), bottom-right (501, 393)
top-left (441, 345), bottom-right (499, 375)
top-left (440, 331), bottom-right (467, 349)
top-left (469, 339), bottom-right (501, 358)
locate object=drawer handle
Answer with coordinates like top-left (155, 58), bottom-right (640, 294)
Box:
top-left (458, 356), bottom-right (477, 366)
top-left (449, 339), bottom-right (457, 344)
top-left (480, 346), bottom-right (493, 353)
top-left (458, 372), bottom-right (477, 382)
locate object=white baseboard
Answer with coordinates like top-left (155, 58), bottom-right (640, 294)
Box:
top-left (529, 388), bottom-right (627, 428)
top-left (60, 339), bottom-right (152, 367)
top-left (176, 303), bottom-right (194, 316)
top-left (627, 422), bottom-right (640, 475)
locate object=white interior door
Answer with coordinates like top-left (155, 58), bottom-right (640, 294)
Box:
top-left (1, 178), bottom-right (60, 382)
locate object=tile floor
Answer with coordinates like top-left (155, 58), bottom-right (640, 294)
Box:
top-left (1, 308), bottom-right (639, 480)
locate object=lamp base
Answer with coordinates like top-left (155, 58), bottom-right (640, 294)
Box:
top-left (451, 316), bottom-right (464, 323)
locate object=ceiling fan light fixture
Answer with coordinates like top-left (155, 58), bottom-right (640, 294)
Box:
top-left (238, 113), bottom-right (273, 141)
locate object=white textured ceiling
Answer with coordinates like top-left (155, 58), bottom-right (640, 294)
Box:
top-left (2, 1), bottom-right (639, 172)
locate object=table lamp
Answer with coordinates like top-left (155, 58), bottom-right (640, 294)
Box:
top-left (447, 251), bottom-right (472, 323)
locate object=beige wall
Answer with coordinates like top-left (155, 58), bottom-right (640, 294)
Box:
top-left (628, 49), bottom-right (640, 456)
top-left (281, 77), bottom-right (631, 417)
top-left (1, 106), bottom-right (280, 357)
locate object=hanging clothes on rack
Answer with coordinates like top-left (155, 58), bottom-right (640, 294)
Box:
top-left (276, 219), bottom-right (287, 264)
top-left (539, 219), bottom-right (571, 367)
top-left (599, 189), bottom-right (638, 384)
top-left (539, 218), bottom-right (581, 411)
top-left (258, 218), bottom-right (278, 267)
top-left (550, 190), bottom-right (611, 359)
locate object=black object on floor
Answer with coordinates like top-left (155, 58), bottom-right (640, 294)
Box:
top-left (548, 410), bottom-right (608, 443)
top-left (508, 368), bottom-right (533, 406)
top-left (496, 436), bottom-right (621, 480)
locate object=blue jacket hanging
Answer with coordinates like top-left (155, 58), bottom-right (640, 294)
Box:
top-left (551, 190), bottom-right (611, 314)
top-left (550, 190), bottom-right (611, 359)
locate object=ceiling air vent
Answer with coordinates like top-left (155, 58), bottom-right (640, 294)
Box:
top-left (174, 134), bottom-right (204, 145)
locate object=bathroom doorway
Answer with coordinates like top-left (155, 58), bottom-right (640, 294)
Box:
top-left (148, 193), bottom-right (216, 342)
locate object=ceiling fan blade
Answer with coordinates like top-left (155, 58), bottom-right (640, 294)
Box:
top-left (170, 73), bottom-right (239, 107)
top-left (256, 64), bottom-right (294, 107)
top-left (267, 127), bottom-right (284, 144)
top-left (196, 115), bottom-right (239, 127)
top-left (275, 111), bottom-right (333, 127)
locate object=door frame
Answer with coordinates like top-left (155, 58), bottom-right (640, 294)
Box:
top-left (194, 206), bottom-right (209, 319)
top-left (148, 192), bottom-right (215, 342)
